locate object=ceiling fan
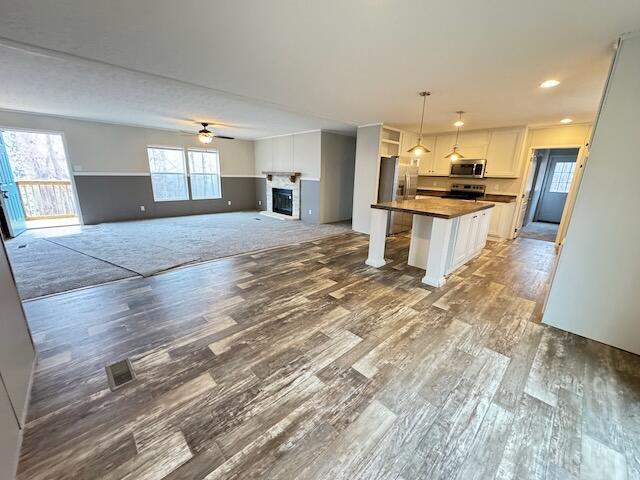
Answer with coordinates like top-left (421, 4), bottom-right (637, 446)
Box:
top-left (181, 122), bottom-right (235, 143)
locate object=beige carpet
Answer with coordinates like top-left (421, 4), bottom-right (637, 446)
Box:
top-left (7, 212), bottom-right (352, 299)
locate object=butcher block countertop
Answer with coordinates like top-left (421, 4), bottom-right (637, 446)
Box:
top-left (371, 197), bottom-right (494, 219)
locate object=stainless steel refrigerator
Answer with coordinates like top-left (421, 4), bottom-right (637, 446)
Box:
top-left (377, 156), bottom-right (419, 235)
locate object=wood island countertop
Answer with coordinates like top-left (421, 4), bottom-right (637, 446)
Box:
top-left (371, 197), bottom-right (494, 219)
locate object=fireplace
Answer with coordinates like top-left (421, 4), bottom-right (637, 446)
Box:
top-left (272, 188), bottom-right (293, 216)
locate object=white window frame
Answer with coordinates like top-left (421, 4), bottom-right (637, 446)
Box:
top-left (147, 146), bottom-right (189, 202)
top-left (549, 161), bottom-right (576, 194)
top-left (186, 148), bottom-right (223, 200)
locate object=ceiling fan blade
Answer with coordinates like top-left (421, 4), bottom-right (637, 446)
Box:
top-left (214, 135), bottom-right (235, 140)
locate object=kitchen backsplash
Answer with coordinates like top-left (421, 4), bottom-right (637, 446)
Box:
top-left (417, 176), bottom-right (520, 196)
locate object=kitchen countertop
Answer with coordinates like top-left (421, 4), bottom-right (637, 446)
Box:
top-left (416, 188), bottom-right (518, 203)
top-left (371, 197), bottom-right (494, 219)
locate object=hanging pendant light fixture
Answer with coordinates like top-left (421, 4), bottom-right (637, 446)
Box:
top-left (407, 91), bottom-right (431, 156)
top-left (445, 111), bottom-right (465, 161)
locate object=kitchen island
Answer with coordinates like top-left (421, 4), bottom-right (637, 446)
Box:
top-left (366, 197), bottom-right (494, 287)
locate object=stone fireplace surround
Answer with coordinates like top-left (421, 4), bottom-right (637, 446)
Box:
top-left (262, 171), bottom-right (301, 220)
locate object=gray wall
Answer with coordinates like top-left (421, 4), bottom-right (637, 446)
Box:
top-left (300, 180), bottom-right (321, 224)
top-left (320, 132), bottom-right (356, 223)
top-left (543, 34), bottom-right (640, 354)
top-left (255, 177), bottom-right (267, 211)
top-left (0, 110), bottom-right (255, 176)
top-left (75, 175), bottom-right (258, 224)
top-left (0, 237), bottom-right (35, 480)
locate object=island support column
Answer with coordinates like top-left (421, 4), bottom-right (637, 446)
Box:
top-left (421, 217), bottom-right (454, 287)
top-left (366, 208), bottom-right (388, 267)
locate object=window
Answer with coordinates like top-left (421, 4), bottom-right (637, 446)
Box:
top-left (147, 147), bottom-right (188, 201)
top-left (549, 161), bottom-right (576, 193)
top-left (187, 149), bottom-right (222, 199)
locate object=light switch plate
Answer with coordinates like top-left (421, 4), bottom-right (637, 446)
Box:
top-left (140, 205), bottom-right (145, 212)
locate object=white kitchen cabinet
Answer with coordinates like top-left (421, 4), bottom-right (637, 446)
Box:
top-left (488, 201), bottom-right (517, 240)
top-left (400, 134), bottom-right (435, 175)
top-left (400, 131), bottom-right (418, 156)
top-left (451, 213), bottom-right (472, 267)
top-left (432, 134), bottom-right (456, 176)
top-left (478, 210), bottom-right (491, 249)
top-left (485, 129), bottom-right (524, 178)
top-left (448, 208), bottom-right (493, 272)
top-left (458, 131), bottom-right (489, 159)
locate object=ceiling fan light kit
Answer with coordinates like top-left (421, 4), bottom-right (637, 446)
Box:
top-left (407, 91), bottom-right (432, 156)
top-left (197, 123), bottom-right (214, 144)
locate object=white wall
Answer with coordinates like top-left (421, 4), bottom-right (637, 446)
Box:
top-left (0, 110), bottom-right (255, 176)
top-left (351, 125), bottom-right (382, 234)
top-left (253, 131), bottom-right (321, 180)
top-left (543, 34), bottom-right (640, 355)
top-left (320, 132), bottom-right (356, 223)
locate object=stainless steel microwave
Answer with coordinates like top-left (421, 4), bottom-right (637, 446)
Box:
top-left (449, 159), bottom-right (486, 178)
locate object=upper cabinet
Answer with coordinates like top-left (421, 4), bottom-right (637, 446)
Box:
top-left (484, 129), bottom-right (524, 178)
top-left (400, 133), bottom-right (436, 175)
top-left (418, 127), bottom-right (525, 178)
top-left (458, 131), bottom-right (489, 159)
top-left (432, 134), bottom-right (456, 176)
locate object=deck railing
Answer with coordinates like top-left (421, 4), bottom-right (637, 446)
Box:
top-left (16, 179), bottom-right (78, 220)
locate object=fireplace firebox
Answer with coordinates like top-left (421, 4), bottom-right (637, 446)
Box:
top-left (272, 188), bottom-right (293, 216)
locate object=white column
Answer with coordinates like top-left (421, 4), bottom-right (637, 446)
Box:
top-left (408, 214), bottom-right (433, 270)
top-left (366, 208), bottom-right (389, 268)
top-left (422, 217), bottom-right (454, 287)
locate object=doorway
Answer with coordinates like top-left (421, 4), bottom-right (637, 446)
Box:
top-left (0, 129), bottom-right (80, 238)
top-left (519, 148), bottom-right (579, 242)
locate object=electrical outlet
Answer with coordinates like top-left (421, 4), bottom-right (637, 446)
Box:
top-left (228, 200), bottom-right (232, 205)
top-left (308, 209), bottom-right (312, 215)
top-left (258, 200), bottom-right (262, 206)
top-left (140, 205), bottom-right (145, 212)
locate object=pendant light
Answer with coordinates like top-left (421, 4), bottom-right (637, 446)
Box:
top-left (445, 111), bottom-right (465, 161)
top-left (407, 91), bottom-right (431, 156)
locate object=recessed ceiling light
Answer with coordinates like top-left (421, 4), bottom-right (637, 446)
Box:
top-left (540, 79), bottom-right (560, 88)
top-left (560, 118), bottom-right (573, 124)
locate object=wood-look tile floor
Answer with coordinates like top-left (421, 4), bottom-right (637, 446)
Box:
top-left (17, 233), bottom-right (640, 480)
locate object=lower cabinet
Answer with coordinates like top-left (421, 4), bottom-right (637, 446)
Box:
top-left (447, 209), bottom-right (492, 273)
top-left (488, 202), bottom-right (517, 240)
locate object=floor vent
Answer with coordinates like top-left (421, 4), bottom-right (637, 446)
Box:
top-left (106, 358), bottom-right (136, 391)
top-left (18, 244), bottom-right (27, 249)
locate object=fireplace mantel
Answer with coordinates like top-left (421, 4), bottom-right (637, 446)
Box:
top-left (262, 171), bottom-right (301, 183)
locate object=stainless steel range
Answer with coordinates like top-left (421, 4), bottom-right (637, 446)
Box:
top-left (442, 183), bottom-right (486, 200)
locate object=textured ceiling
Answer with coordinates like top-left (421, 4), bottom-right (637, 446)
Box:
top-left (0, 0), bottom-right (639, 138)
